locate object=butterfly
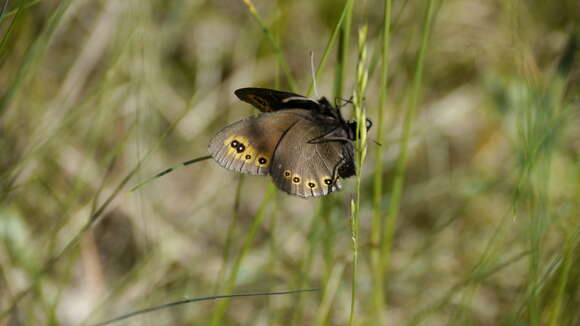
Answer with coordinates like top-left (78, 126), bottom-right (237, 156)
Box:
top-left (208, 88), bottom-right (371, 198)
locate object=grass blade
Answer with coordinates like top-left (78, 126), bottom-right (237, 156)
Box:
top-left (370, 0), bottom-right (392, 323)
top-left (382, 0), bottom-right (436, 274)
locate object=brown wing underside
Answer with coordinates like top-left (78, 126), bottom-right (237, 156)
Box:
top-left (208, 110), bottom-right (308, 176)
top-left (269, 119), bottom-right (349, 198)
top-left (209, 109), bottom-right (351, 198)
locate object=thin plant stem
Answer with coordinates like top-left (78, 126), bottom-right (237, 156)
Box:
top-left (0, 0), bottom-right (41, 20)
top-left (209, 185), bottom-right (275, 325)
top-left (382, 0), bottom-right (436, 274)
top-left (290, 214), bottom-right (323, 326)
top-left (92, 288), bottom-right (318, 326)
top-left (333, 0), bottom-right (353, 99)
top-left (130, 155), bottom-right (212, 192)
top-left (548, 234), bottom-right (574, 326)
top-left (313, 1), bottom-right (354, 323)
top-left (370, 0), bottom-right (392, 324)
top-left (306, 0), bottom-right (353, 97)
top-left (241, 0), bottom-right (296, 90)
top-left (406, 250), bottom-right (531, 326)
top-left (349, 25), bottom-right (369, 326)
top-left (315, 263), bottom-right (345, 326)
top-left (0, 157), bottom-right (138, 319)
top-left (0, 0), bottom-right (74, 116)
top-left (213, 176), bottom-right (245, 294)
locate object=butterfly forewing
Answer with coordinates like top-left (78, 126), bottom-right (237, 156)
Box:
top-left (208, 111), bottom-right (308, 176)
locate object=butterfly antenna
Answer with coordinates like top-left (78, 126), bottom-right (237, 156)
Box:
top-left (130, 155), bottom-right (212, 192)
top-left (334, 96), bottom-right (354, 109)
top-left (310, 51), bottom-right (320, 98)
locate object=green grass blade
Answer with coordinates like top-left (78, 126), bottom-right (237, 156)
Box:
top-left (349, 25), bottom-right (369, 326)
top-left (332, 0), bottom-right (353, 99)
top-left (306, 0), bottom-right (353, 97)
top-left (382, 0), bottom-right (436, 272)
top-left (241, 0), bottom-right (296, 90)
top-left (0, 0), bottom-right (73, 117)
top-left (209, 185), bottom-right (275, 325)
top-left (370, 0), bottom-right (392, 324)
top-left (130, 155), bottom-right (212, 192)
top-left (92, 289), bottom-right (318, 326)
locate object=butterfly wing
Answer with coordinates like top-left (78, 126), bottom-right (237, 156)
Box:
top-left (208, 110), bottom-right (310, 175)
top-left (235, 88), bottom-right (321, 112)
top-left (270, 117), bottom-right (354, 198)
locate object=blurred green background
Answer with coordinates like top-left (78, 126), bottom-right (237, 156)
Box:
top-left (0, 0), bottom-right (579, 325)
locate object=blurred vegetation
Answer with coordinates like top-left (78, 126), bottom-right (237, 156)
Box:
top-left (0, 0), bottom-right (579, 325)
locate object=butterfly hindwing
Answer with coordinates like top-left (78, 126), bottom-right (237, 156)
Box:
top-left (208, 110), bottom-right (308, 176)
top-left (270, 117), bottom-right (351, 198)
top-left (235, 88), bottom-right (321, 112)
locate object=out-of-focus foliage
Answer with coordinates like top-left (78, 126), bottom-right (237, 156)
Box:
top-left (0, 0), bottom-right (578, 325)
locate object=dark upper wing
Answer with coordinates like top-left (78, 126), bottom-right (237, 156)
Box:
top-left (235, 88), bottom-right (321, 112)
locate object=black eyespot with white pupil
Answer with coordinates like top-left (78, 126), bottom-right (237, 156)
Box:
top-left (284, 171), bottom-right (291, 177)
top-left (293, 177), bottom-right (300, 183)
top-left (324, 179), bottom-right (333, 185)
top-left (245, 154), bottom-right (251, 160)
top-left (236, 144), bottom-right (245, 153)
top-left (258, 157), bottom-right (267, 164)
top-left (308, 182), bottom-right (316, 188)
top-left (230, 140), bottom-right (239, 148)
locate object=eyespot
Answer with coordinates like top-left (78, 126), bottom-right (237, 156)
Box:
top-left (231, 140), bottom-right (239, 148)
top-left (324, 178), bottom-right (333, 185)
top-left (283, 170), bottom-right (291, 178)
top-left (236, 144), bottom-right (245, 153)
top-left (292, 176), bottom-right (301, 184)
top-left (258, 157), bottom-right (267, 165)
top-left (308, 182), bottom-right (316, 189)
top-left (245, 154), bottom-right (252, 160)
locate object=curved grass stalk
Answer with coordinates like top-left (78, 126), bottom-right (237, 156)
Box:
top-left (130, 155), bottom-right (212, 192)
top-left (382, 0), bottom-right (436, 280)
top-left (0, 0), bottom-right (73, 116)
top-left (349, 24), bottom-right (369, 326)
top-left (209, 184), bottom-right (275, 325)
top-left (241, 0), bottom-right (296, 90)
top-left (333, 0), bottom-right (354, 99)
top-left (92, 288), bottom-right (317, 326)
top-left (212, 176), bottom-right (245, 294)
top-left (370, 0), bottom-right (392, 324)
top-left (306, 0), bottom-right (354, 97)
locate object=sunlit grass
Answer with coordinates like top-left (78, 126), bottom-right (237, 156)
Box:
top-left (1, 0), bottom-right (578, 325)
top-left (348, 24), bottom-right (369, 326)
top-left (382, 0), bottom-right (436, 304)
top-left (370, 0), bottom-right (391, 324)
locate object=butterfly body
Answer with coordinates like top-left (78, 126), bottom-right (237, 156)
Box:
top-left (208, 88), bottom-right (368, 198)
